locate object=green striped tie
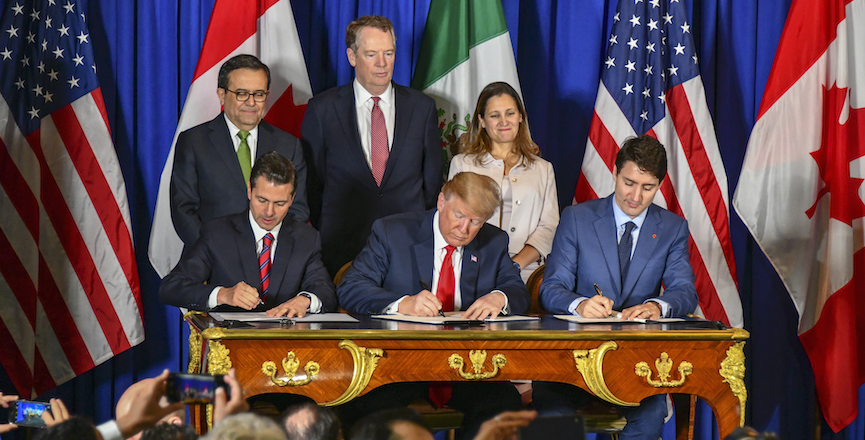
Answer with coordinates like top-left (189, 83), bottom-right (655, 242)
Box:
top-left (237, 130), bottom-right (251, 183)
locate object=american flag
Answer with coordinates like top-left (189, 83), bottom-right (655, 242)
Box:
top-left (0, 0), bottom-right (143, 397)
top-left (575, 0), bottom-right (743, 327)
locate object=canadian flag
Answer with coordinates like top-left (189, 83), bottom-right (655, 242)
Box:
top-left (734, 0), bottom-right (865, 431)
top-left (148, 0), bottom-right (312, 277)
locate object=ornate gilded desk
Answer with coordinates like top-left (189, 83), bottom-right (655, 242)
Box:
top-left (185, 313), bottom-right (747, 437)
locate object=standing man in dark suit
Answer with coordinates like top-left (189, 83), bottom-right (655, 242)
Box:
top-left (301, 16), bottom-right (442, 277)
top-left (337, 172), bottom-right (527, 440)
top-left (160, 152), bottom-right (335, 316)
top-left (171, 54), bottom-right (309, 247)
top-left (535, 135), bottom-right (699, 440)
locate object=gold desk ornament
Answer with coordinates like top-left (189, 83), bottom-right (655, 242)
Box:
top-left (447, 350), bottom-right (507, 380)
top-left (719, 342), bottom-right (747, 426)
top-left (261, 352), bottom-right (320, 386)
top-left (322, 340), bottom-right (383, 407)
top-left (573, 341), bottom-right (639, 407)
top-left (635, 352), bottom-right (693, 387)
top-left (184, 311), bottom-right (205, 373)
top-left (205, 340), bottom-right (232, 429)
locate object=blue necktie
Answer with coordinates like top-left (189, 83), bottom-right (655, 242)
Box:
top-left (618, 221), bottom-right (636, 284)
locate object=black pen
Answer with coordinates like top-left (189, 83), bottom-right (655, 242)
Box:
top-left (419, 280), bottom-right (447, 318)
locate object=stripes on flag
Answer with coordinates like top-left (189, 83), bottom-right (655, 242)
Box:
top-left (575, 0), bottom-right (742, 328)
top-left (0, 0), bottom-right (143, 397)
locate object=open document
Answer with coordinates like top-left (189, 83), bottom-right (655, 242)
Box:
top-left (553, 314), bottom-right (686, 324)
top-left (208, 312), bottom-right (359, 323)
top-left (372, 311), bottom-right (539, 325)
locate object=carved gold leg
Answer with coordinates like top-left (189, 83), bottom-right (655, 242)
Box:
top-left (719, 342), bottom-right (747, 427)
top-left (323, 340), bottom-right (383, 406)
top-left (573, 341), bottom-right (638, 406)
top-left (205, 340), bottom-right (232, 429)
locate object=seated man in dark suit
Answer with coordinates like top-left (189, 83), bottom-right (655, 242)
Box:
top-left (160, 152), bottom-right (336, 316)
top-left (171, 54), bottom-right (309, 248)
top-left (337, 171), bottom-right (529, 440)
top-left (534, 135), bottom-right (699, 440)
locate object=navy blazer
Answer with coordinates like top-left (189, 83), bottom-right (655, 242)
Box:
top-left (170, 114), bottom-right (309, 246)
top-left (338, 210), bottom-right (529, 315)
top-left (159, 212), bottom-right (336, 313)
top-left (301, 82), bottom-right (442, 276)
top-left (540, 195), bottom-right (698, 316)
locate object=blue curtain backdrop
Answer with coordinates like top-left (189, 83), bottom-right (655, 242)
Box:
top-left (1, 1), bottom-right (863, 439)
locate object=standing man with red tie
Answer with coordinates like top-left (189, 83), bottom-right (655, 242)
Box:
top-left (301, 16), bottom-right (442, 278)
top-left (337, 172), bottom-right (528, 440)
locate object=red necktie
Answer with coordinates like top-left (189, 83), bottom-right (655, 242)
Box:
top-left (436, 245), bottom-right (456, 312)
top-left (429, 245), bottom-right (456, 408)
top-left (370, 96), bottom-right (388, 186)
top-left (258, 233), bottom-right (273, 303)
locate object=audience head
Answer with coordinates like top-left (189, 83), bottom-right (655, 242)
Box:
top-left (202, 413), bottom-right (287, 440)
top-left (247, 152), bottom-right (297, 231)
top-left (140, 423), bottom-right (199, 440)
top-left (216, 54), bottom-right (271, 131)
top-left (348, 408), bottom-right (431, 440)
top-left (613, 135), bottom-right (667, 219)
top-left (723, 426), bottom-right (780, 440)
top-left (345, 16), bottom-right (396, 96)
top-left (437, 172), bottom-right (500, 247)
top-left (33, 416), bottom-right (98, 440)
top-left (280, 402), bottom-right (340, 440)
top-left (463, 82), bottom-right (538, 162)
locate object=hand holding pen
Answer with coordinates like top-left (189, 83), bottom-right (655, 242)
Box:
top-left (420, 280), bottom-right (447, 318)
top-left (574, 283), bottom-right (616, 318)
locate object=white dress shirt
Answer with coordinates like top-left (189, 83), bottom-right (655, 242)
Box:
top-left (354, 79), bottom-right (395, 169)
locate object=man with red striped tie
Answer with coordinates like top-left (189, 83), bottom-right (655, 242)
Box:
top-left (159, 152), bottom-right (336, 316)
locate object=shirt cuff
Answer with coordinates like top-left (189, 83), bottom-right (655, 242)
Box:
top-left (645, 299), bottom-right (670, 317)
top-left (96, 420), bottom-right (124, 440)
top-left (492, 290), bottom-right (509, 315)
top-left (304, 292), bottom-right (322, 313)
top-left (568, 297), bottom-right (589, 316)
top-left (383, 296), bottom-right (409, 314)
top-left (207, 287), bottom-right (222, 310)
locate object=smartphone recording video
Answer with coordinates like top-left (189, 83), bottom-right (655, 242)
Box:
top-left (165, 373), bottom-right (229, 404)
top-left (7, 400), bottom-right (52, 428)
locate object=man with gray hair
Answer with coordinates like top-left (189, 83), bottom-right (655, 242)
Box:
top-left (337, 172), bottom-right (528, 440)
top-left (280, 402), bottom-right (340, 440)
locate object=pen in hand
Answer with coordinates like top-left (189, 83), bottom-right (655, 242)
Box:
top-left (593, 283), bottom-right (617, 319)
top-left (419, 280), bottom-right (447, 318)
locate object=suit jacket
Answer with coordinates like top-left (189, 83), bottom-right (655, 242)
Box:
top-left (539, 195), bottom-right (697, 316)
top-left (170, 114), bottom-right (309, 246)
top-left (338, 210), bottom-right (529, 315)
top-left (159, 211), bottom-right (337, 312)
top-left (301, 82), bottom-right (442, 276)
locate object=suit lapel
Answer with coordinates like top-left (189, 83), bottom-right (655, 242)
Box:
top-left (593, 198), bottom-right (622, 295)
top-left (268, 222), bottom-right (296, 301)
top-left (459, 239), bottom-right (481, 305)
top-left (334, 84), bottom-right (378, 189)
top-left (255, 121), bottom-right (272, 159)
top-left (622, 206), bottom-right (662, 299)
top-left (232, 214), bottom-right (260, 287)
top-left (210, 115), bottom-right (246, 187)
top-left (412, 212), bottom-right (436, 288)
top-left (382, 85), bottom-right (413, 186)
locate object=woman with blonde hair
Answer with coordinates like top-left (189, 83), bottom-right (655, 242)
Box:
top-left (449, 82), bottom-right (559, 283)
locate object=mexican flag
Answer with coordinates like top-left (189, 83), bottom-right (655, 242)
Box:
top-left (412, 0), bottom-right (522, 167)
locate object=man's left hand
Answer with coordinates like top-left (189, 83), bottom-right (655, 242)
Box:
top-left (621, 302), bottom-right (661, 320)
top-left (266, 294), bottom-right (311, 318)
top-left (463, 292), bottom-right (506, 320)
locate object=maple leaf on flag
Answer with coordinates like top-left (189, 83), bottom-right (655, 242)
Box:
top-left (806, 84), bottom-right (865, 225)
top-left (262, 84), bottom-right (307, 138)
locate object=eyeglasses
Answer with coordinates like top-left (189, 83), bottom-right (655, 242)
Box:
top-left (224, 88), bottom-right (269, 103)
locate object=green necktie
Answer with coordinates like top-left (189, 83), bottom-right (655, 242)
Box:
top-left (237, 130), bottom-right (252, 183)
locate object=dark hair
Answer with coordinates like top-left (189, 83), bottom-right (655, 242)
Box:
top-left (345, 16), bottom-right (396, 52)
top-left (140, 423), bottom-right (200, 440)
top-left (280, 402), bottom-right (340, 440)
top-left (461, 82), bottom-right (539, 165)
top-left (249, 151), bottom-right (297, 195)
top-left (217, 54), bottom-right (271, 90)
top-left (614, 134), bottom-right (668, 182)
top-left (33, 416), bottom-right (98, 440)
top-left (348, 408), bottom-right (428, 440)
top-left (723, 426), bottom-right (780, 440)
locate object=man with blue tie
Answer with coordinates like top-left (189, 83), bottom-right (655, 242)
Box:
top-left (535, 135), bottom-right (698, 440)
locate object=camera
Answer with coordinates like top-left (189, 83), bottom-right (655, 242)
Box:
top-left (7, 400), bottom-right (52, 428)
top-left (165, 373), bottom-right (229, 404)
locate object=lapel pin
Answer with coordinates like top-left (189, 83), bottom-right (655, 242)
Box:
top-left (471, 255), bottom-right (478, 262)
top-left (652, 234), bottom-right (657, 238)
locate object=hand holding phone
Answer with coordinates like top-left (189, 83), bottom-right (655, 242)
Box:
top-left (7, 399), bottom-right (52, 428)
top-left (165, 373), bottom-right (229, 404)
